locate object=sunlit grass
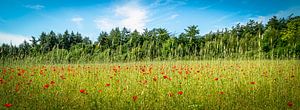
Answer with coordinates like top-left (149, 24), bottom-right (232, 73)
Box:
top-left (0, 60), bottom-right (299, 109)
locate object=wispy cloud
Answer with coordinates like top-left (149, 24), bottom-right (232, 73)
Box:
top-left (273, 7), bottom-right (300, 18)
top-left (198, 5), bottom-right (213, 10)
top-left (146, 0), bottom-right (186, 26)
top-left (169, 14), bottom-right (179, 19)
top-left (150, 0), bottom-right (187, 8)
top-left (198, 0), bottom-right (224, 10)
top-left (213, 12), bottom-right (241, 24)
top-left (244, 6), bottom-right (300, 24)
top-left (71, 17), bottom-right (84, 27)
top-left (24, 4), bottom-right (45, 10)
top-left (94, 18), bottom-right (115, 31)
top-left (94, 1), bottom-right (148, 32)
top-left (0, 32), bottom-right (30, 45)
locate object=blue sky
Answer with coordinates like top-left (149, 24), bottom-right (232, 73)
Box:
top-left (1, 0), bottom-right (300, 45)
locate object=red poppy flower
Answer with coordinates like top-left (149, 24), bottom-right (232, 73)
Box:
top-left (288, 101), bottom-right (293, 107)
top-left (4, 103), bottom-right (12, 108)
top-left (140, 80), bottom-right (147, 84)
top-left (0, 78), bottom-right (4, 84)
top-left (80, 89), bottom-right (85, 93)
top-left (44, 84), bottom-right (50, 89)
top-left (178, 71), bottom-right (182, 75)
top-left (185, 70), bottom-right (190, 74)
top-left (178, 91), bottom-right (183, 95)
top-left (132, 96), bottom-right (138, 102)
top-left (98, 90), bottom-right (102, 93)
top-left (219, 91), bottom-right (224, 95)
top-left (40, 70), bottom-right (44, 75)
top-left (163, 75), bottom-right (168, 79)
top-left (250, 82), bottom-right (256, 84)
top-left (214, 78), bottom-right (218, 81)
top-left (50, 81), bottom-right (55, 85)
top-left (106, 83), bottom-right (110, 87)
top-left (172, 65), bottom-right (176, 69)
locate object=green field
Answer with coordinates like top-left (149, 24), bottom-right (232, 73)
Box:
top-left (0, 60), bottom-right (299, 109)
top-left (1, 0), bottom-right (300, 109)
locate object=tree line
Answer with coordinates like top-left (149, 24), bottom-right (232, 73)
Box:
top-left (1, 15), bottom-right (299, 63)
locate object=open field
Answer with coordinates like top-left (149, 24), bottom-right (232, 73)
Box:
top-left (0, 60), bottom-right (299, 109)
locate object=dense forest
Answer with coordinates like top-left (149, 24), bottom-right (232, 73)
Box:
top-left (1, 15), bottom-right (300, 63)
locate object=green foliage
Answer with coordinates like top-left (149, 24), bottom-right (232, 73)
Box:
top-left (1, 15), bottom-right (300, 63)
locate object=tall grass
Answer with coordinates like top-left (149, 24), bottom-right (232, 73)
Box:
top-left (0, 60), bottom-right (299, 109)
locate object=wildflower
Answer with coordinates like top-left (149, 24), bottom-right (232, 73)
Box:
top-left (288, 101), bottom-right (293, 107)
top-left (250, 82), bottom-right (256, 84)
top-left (44, 84), bottom-right (50, 89)
top-left (163, 75), bottom-right (168, 79)
top-left (4, 103), bottom-right (12, 108)
top-left (185, 70), bottom-right (190, 74)
top-left (0, 78), bottom-right (3, 84)
top-left (50, 81), bottom-right (55, 85)
top-left (106, 83), bottom-right (110, 87)
top-left (113, 67), bottom-right (118, 73)
top-left (214, 78), bottom-right (218, 81)
top-left (98, 90), bottom-right (102, 93)
top-left (178, 91), bottom-right (183, 95)
top-left (172, 65), bottom-right (176, 69)
top-left (80, 89), bottom-right (85, 93)
top-left (40, 70), bottom-right (44, 75)
top-left (132, 96), bottom-right (138, 102)
top-left (178, 71), bottom-right (182, 75)
top-left (219, 91), bottom-right (224, 95)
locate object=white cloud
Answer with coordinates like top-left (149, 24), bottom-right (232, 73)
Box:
top-left (169, 14), bottom-right (179, 19)
top-left (150, 0), bottom-right (187, 8)
top-left (94, 1), bottom-right (148, 32)
top-left (71, 17), bottom-right (84, 26)
top-left (25, 4), bottom-right (45, 10)
top-left (213, 12), bottom-right (241, 24)
top-left (0, 32), bottom-right (30, 45)
top-left (243, 7), bottom-right (300, 25)
top-left (116, 3), bottom-right (147, 32)
top-left (273, 7), bottom-right (300, 18)
top-left (94, 18), bottom-right (115, 31)
top-left (198, 5), bottom-right (213, 10)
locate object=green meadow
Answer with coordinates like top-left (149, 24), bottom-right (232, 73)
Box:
top-left (1, 60), bottom-right (299, 109)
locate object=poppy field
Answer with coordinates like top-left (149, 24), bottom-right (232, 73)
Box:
top-left (0, 60), bottom-right (299, 109)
